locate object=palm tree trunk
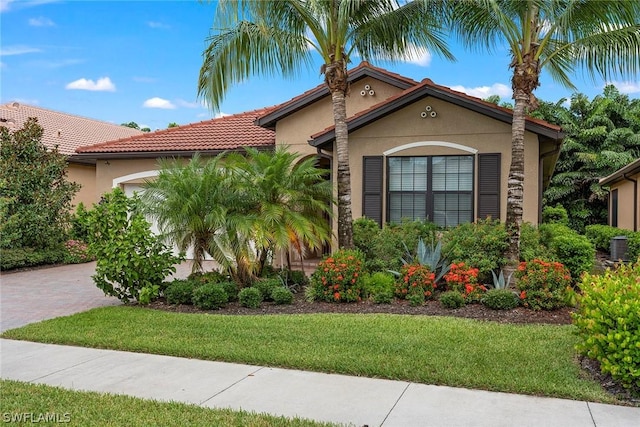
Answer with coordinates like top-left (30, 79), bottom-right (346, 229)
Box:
top-left (330, 88), bottom-right (355, 249)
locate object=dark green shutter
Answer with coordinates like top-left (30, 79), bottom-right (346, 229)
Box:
top-left (363, 156), bottom-right (383, 226)
top-left (478, 153), bottom-right (501, 220)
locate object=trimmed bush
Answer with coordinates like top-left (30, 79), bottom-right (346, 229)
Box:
top-left (542, 204), bottom-right (569, 225)
top-left (395, 264), bottom-right (436, 301)
top-left (482, 289), bottom-right (519, 310)
top-left (363, 272), bottom-right (395, 304)
top-left (164, 280), bottom-right (198, 305)
top-left (219, 281), bottom-right (239, 302)
top-left (519, 223), bottom-right (547, 262)
top-left (271, 287), bottom-right (294, 305)
top-left (253, 278), bottom-right (283, 301)
top-left (188, 270), bottom-right (229, 285)
top-left (442, 219), bottom-right (508, 282)
top-left (309, 249), bottom-right (365, 302)
top-left (585, 225), bottom-right (640, 260)
top-left (0, 247), bottom-right (67, 271)
top-left (515, 259), bottom-right (570, 311)
top-left (238, 287), bottom-right (262, 308)
top-left (439, 291), bottom-right (465, 309)
top-left (192, 283), bottom-right (228, 310)
top-left (573, 261), bottom-right (640, 393)
top-left (539, 223), bottom-right (595, 279)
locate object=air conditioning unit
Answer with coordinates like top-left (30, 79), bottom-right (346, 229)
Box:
top-left (610, 236), bottom-right (629, 262)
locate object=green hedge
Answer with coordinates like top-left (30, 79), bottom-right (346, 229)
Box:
top-left (0, 247), bottom-right (67, 271)
top-left (539, 223), bottom-right (595, 279)
top-left (585, 224), bottom-right (639, 261)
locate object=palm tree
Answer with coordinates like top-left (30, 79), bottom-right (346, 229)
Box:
top-left (449, 0), bottom-right (640, 267)
top-left (198, 0), bottom-right (454, 249)
top-left (227, 146), bottom-right (334, 275)
top-left (140, 154), bottom-right (237, 274)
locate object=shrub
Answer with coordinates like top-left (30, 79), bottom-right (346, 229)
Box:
top-left (442, 219), bottom-right (508, 282)
top-left (519, 222), bottom-right (547, 262)
top-left (253, 278), bottom-right (283, 301)
top-left (188, 270), bottom-right (229, 285)
top-left (401, 238), bottom-right (450, 283)
top-left (238, 287), bottom-right (263, 308)
top-left (164, 280), bottom-right (198, 305)
top-left (539, 223), bottom-right (595, 279)
top-left (271, 287), bottom-right (294, 305)
top-left (219, 281), bottom-right (239, 302)
top-left (138, 285), bottom-right (160, 305)
top-left (0, 247), bottom-right (67, 271)
top-left (395, 264), bottom-right (436, 300)
top-left (88, 189), bottom-right (181, 303)
top-left (277, 268), bottom-right (309, 289)
top-left (192, 283), bottom-right (228, 310)
top-left (309, 249), bottom-right (364, 302)
top-left (362, 272), bottom-right (395, 304)
top-left (515, 259), bottom-right (571, 310)
top-left (439, 291), bottom-right (465, 309)
top-left (542, 204), bottom-right (569, 225)
top-left (443, 262), bottom-right (486, 303)
top-left (482, 289), bottom-right (519, 310)
top-left (585, 225), bottom-right (640, 260)
top-left (63, 239), bottom-right (92, 264)
top-left (573, 261), bottom-right (640, 393)
top-left (70, 203), bottom-right (92, 242)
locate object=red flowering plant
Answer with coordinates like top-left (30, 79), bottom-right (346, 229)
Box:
top-left (64, 239), bottom-right (93, 264)
top-left (515, 259), bottom-right (571, 310)
top-left (395, 264), bottom-right (437, 302)
top-left (309, 249), bottom-right (364, 302)
top-left (443, 262), bottom-right (486, 303)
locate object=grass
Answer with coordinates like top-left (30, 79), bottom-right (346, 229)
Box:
top-left (2, 306), bottom-right (613, 403)
top-left (0, 380), bottom-right (335, 427)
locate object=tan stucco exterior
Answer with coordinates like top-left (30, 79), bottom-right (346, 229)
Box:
top-left (321, 97), bottom-right (541, 224)
top-left (67, 163), bottom-right (97, 209)
top-left (608, 170), bottom-right (640, 231)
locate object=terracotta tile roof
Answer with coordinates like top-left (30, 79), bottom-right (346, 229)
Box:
top-left (0, 102), bottom-right (143, 156)
top-left (310, 78), bottom-right (563, 145)
top-left (255, 61), bottom-right (419, 128)
top-left (77, 108), bottom-right (275, 154)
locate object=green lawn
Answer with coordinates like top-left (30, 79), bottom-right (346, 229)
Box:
top-left (1, 306), bottom-right (613, 403)
top-left (0, 380), bottom-right (335, 427)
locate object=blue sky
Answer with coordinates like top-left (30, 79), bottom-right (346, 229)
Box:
top-left (2, 0), bottom-right (639, 131)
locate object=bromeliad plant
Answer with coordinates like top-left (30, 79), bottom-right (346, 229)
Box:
top-left (515, 259), bottom-right (571, 311)
top-left (309, 249), bottom-right (364, 302)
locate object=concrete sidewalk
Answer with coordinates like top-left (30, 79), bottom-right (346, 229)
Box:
top-left (2, 339), bottom-right (638, 427)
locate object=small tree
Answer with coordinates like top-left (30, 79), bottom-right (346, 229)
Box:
top-left (0, 118), bottom-right (79, 249)
top-left (88, 188), bottom-right (181, 303)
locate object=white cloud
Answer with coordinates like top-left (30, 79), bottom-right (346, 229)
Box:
top-left (2, 0), bottom-right (59, 13)
top-left (65, 77), bottom-right (116, 92)
top-left (0, 0), bottom-right (14, 12)
top-left (0, 45), bottom-right (41, 56)
top-left (147, 21), bottom-right (170, 29)
top-left (450, 83), bottom-right (511, 99)
top-left (401, 48), bottom-right (432, 67)
top-left (215, 112), bottom-right (231, 118)
top-left (607, 81), bottom-right (640, 94)
top-left (143, 97), bottom-right (176, 109)
top-left (29, 16), bottom-right (55, 26)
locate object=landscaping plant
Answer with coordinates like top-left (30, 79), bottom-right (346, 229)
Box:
top-left (515, 259), bottom-right (570, 311)
top-left (482, 289), bottom-right (519, 311)
top-left (539, 223), bottom-right (595, 279)
top-left (164, 280), bottom-right (198, 305)
top-left (192, 283), bottom-right (228, 310)
top-left (238, 287), bottom-right (262, 308)
top-left (439, 291), bottom-right (465, 309)
top-left (444, 262), bottom-right (486, 303)
top-left (271, 287), bottom-right (294, 305)
top-left (573, 261), bottom-right (640, 394)
top-left (309, 250), bottom-right (364, 302)
top-left (395, 264), bottom-right (436, 302)
top-left (362, 272), bottom-right (395, 304)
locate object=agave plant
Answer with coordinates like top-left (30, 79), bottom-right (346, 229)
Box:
top-left (491, 269), bottom-right (514, 290)
top-left (397, 238), bottom-right (450, 283)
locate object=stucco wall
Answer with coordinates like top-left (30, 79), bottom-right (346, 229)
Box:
top-left (275, 77), bottom-right (406, 156)
top-left (609, 170), bottom-right (640, 231)
top-left (337, 97), bottom-right (541, 224)
top-left (67, 163), bottom-right (97, 209)
top-left (95, 158), bottom-right (164, 196)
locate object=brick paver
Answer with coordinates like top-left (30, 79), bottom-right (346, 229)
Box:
top-left (0, 261), bottom-right (206, 332)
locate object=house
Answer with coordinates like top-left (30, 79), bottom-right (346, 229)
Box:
top-left (600, 158), bottom-right (640, 231)
top-left (0, 102), bottom-right (143, 208)
top-left (75, 62), bottom-right (564, 241)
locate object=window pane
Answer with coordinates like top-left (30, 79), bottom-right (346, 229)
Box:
top-left (445, 174), bottom-right (459, 191)
top-left (414, 173), bottom-right (427, 191)
top-left (446, 157), bottom-right (459, 173)
top-left (459, 156), bottom-right (473, 173)
top-left (459, 173), bottom-right (473, 191)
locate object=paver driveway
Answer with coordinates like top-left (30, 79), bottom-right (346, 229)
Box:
top-left (0, 261), bottom-right (202, 333)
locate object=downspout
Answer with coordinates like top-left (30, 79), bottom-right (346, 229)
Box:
top-left (623, 173), bottom-right (638, 231)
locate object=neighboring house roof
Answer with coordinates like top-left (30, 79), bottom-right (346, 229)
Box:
top-left (309, 78), bottom-right (564, 148)
top-left (0, 102), bottom-right (143, 156)
top-left (255, 61), bottom-right (419, 129)
top-left (600, 158), bottom-right (640, 186)
top-left (75, 108), bottom-right (275, 159)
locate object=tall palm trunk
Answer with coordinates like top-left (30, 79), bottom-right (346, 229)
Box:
top-left (505, 50), bottom-right (540, 274)
top-left (325, 60), bottom-right (354, 249)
